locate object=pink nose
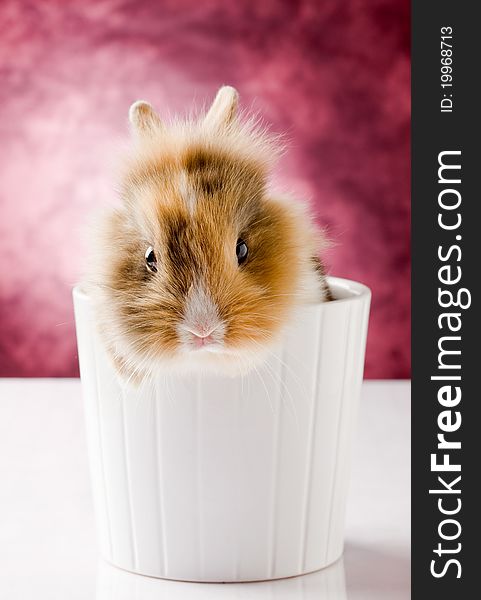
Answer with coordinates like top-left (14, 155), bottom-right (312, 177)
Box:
top-left (191, 331), bottom-right (214, 348)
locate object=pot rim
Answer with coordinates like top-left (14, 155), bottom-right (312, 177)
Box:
top-left (72, 275), bottom-right (371, 308)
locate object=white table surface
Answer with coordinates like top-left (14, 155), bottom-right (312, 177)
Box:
top-left (0, 379), bottom-right (410, 599)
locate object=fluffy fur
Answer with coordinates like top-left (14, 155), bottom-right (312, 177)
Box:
top-left (85, 86), bottom-right (330, 381)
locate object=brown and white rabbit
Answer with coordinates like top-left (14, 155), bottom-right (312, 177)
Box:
top-left (86, 86), bottom-right (331, 381)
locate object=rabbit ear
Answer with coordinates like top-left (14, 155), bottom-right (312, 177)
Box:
top-left (203, 86), bottom-right (239, 130)
top-left (129, 100), bottom-right (162, 135)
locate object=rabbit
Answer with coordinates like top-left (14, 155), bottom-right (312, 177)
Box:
top-left (85, 86), bottom-right (331, 382)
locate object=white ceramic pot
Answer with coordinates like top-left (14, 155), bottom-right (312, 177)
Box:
top-left (73, 276), bottom-right (370, 582)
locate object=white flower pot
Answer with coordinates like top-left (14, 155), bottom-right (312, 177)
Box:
top-left (73, 276), bottom-right (370, 582)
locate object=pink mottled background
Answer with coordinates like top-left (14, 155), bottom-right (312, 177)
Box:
top-left (0, 0), bottom-right (410, 378)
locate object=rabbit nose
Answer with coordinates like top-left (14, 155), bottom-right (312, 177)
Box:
top-left (190, 326), bottom-right (215, 341)
top-left (192, 329), bottom-right (210, 338)
top-left (191, 331), bottom-right (215, 347)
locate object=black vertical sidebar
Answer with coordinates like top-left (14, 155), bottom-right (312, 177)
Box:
top-left (412, 2), bottom-right (480, 597)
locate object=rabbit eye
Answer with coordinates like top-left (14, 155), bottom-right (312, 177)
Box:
top-left (145, 246), bottom-right (158, 273)
top-left (236, 239), bottom-right (248, 265)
